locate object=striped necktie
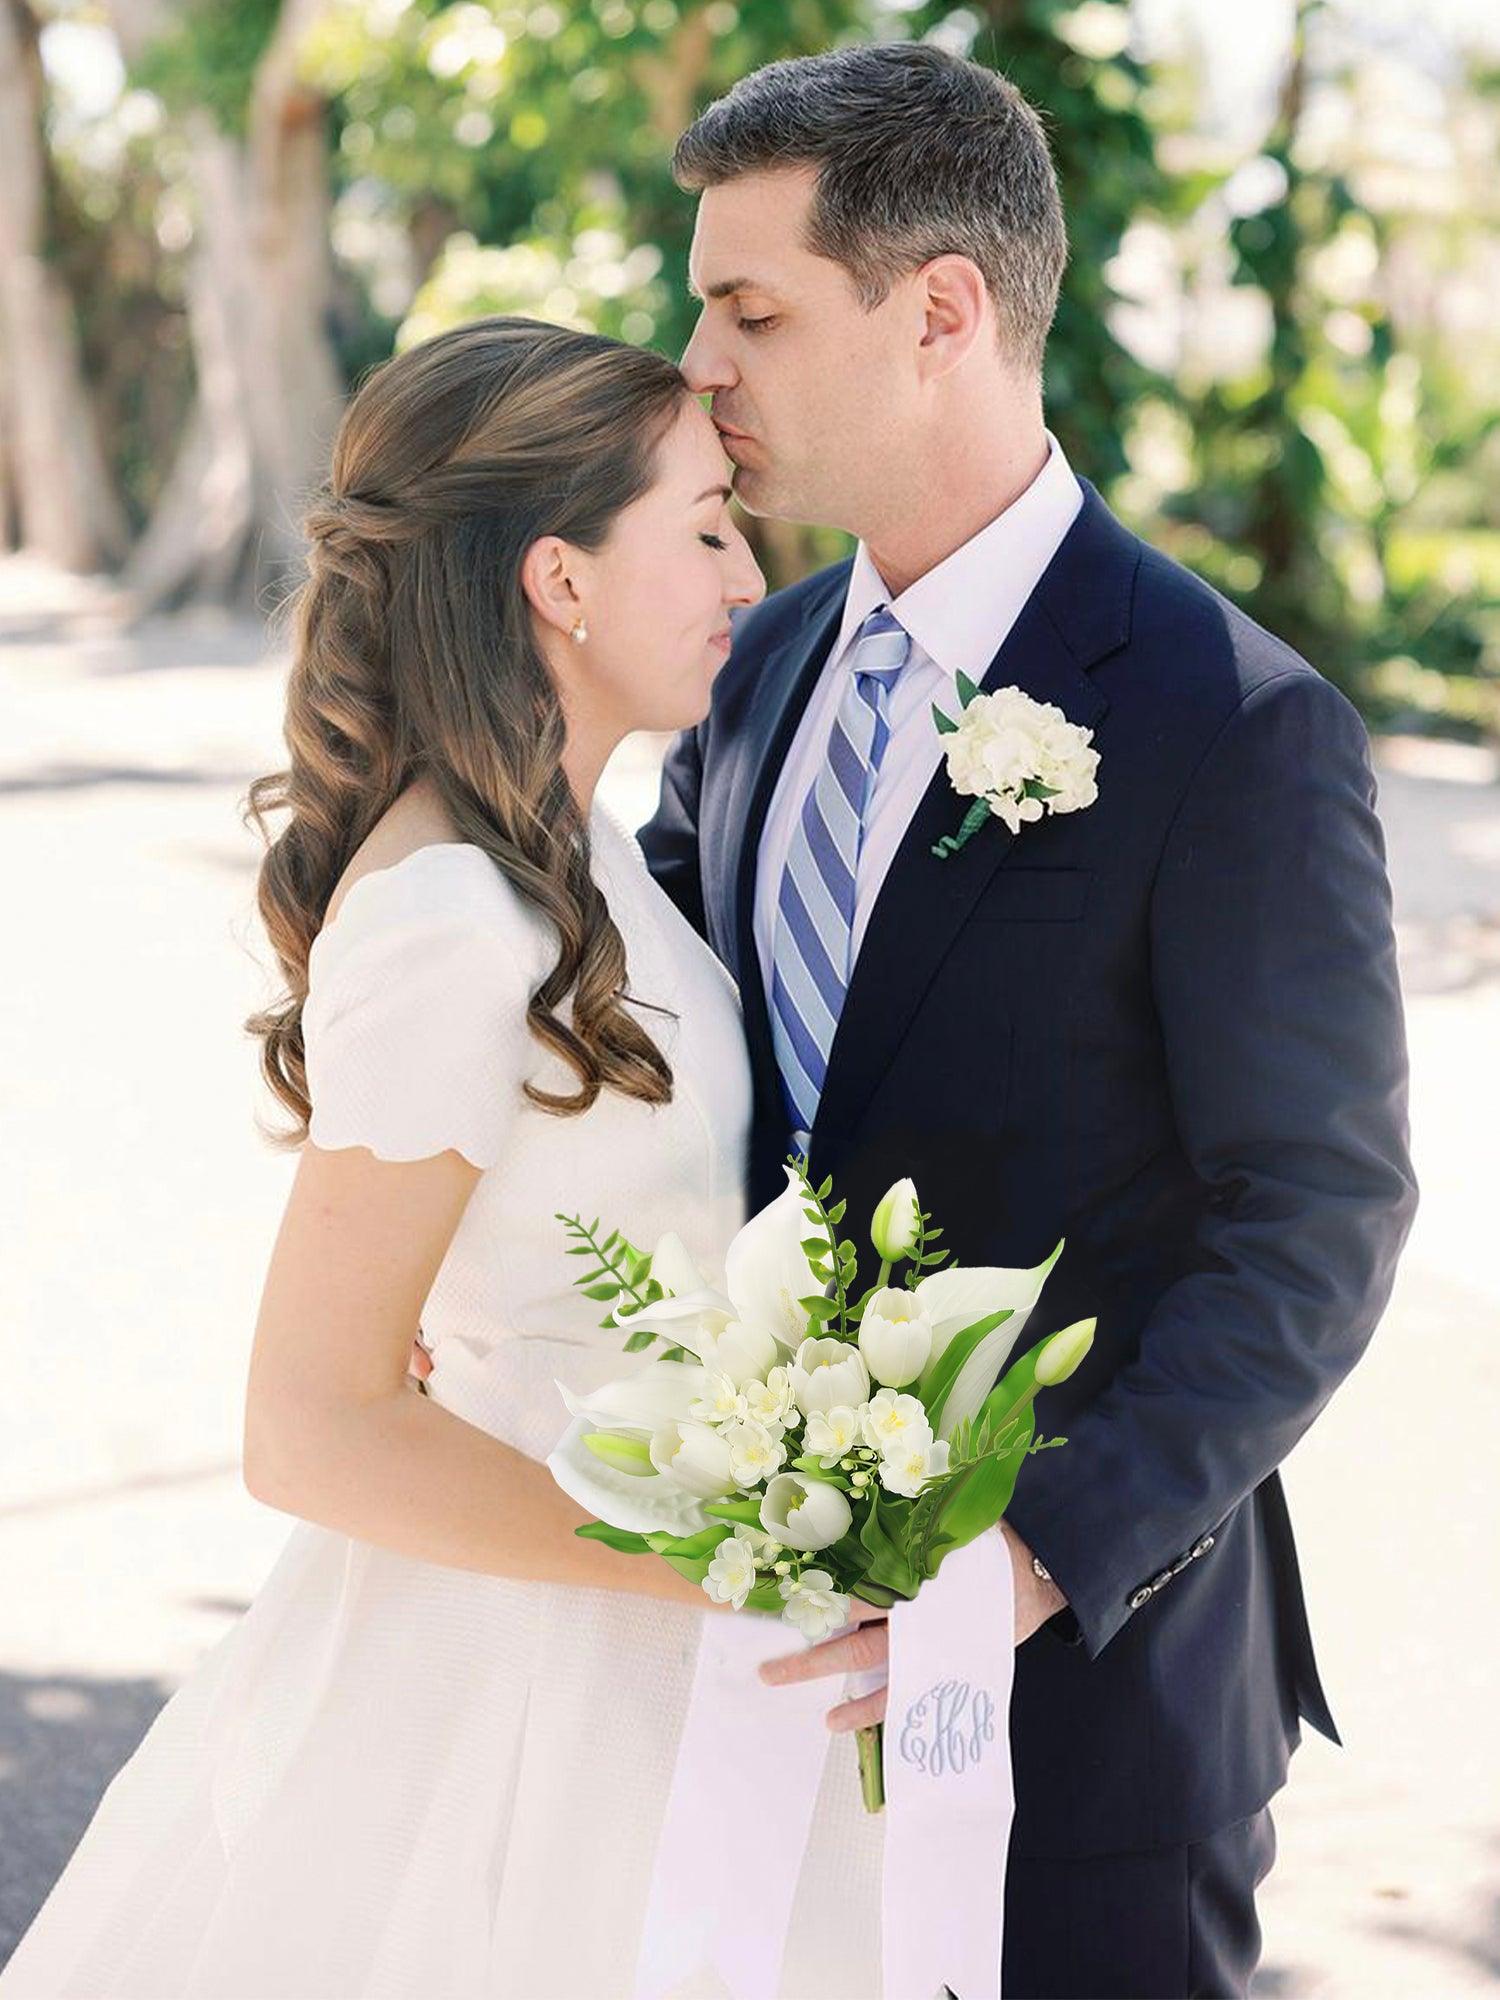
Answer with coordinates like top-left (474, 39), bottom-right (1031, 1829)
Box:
top-left (769, 604), bottom-right (913, 1158)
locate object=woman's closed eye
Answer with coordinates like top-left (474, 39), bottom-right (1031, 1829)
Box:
top-left (700, 534), bottom-right (729, 551)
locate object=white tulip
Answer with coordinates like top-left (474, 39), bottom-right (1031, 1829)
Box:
top-left (1034, 1317), bottom-right (1096, 1385)
top-left (759, 1472), bottom-right (853, 1552)
top-left (870, 1177), bottom-right (921, 1262)
top-left (789, 1336), bottom-right (870, 1417)
top-left (878, 1435), bottom-right (951, 1499)
top-left (857, 1286), bottom-right (934, 1388)
top-left (861, 1388), bottom-right (933, 1456)
top-left (721, 1417), bottom-right (788, 1488)
top-left (650, 1419), bottom-right (738, 1499)
top-left (702, 1317), bottom-right (782, 1388)
top-left (778, 1568), bottom-right (851, 1640)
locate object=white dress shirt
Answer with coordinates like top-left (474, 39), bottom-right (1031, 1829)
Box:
top-left (752, 431), bottom-right (1084, 1008)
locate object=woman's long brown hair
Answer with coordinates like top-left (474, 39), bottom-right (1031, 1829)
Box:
top-left (243, 316), bottom-right (692, 1145)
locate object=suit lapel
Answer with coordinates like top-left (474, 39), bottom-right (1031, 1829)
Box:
top-left (722, 480), bottom-right (1140, 1165)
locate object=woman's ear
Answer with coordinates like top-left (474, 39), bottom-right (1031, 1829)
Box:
top-left (519, 534), bottom-right (585, 637)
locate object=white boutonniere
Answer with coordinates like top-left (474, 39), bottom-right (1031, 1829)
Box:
top-left (930, 675), bottom-right (1100, 860)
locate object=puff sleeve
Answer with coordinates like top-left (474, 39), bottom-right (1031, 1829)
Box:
top-left (301, 848), bottom-right (545, 1170)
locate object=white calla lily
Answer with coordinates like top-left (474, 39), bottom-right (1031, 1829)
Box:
top-left (722, 1163), bottom-right (837, 1351)
top-left (759, 1471), bottom-right (853, 1552)
top-left (555, 1358), bottom-right (708, 1436)
top-left (913, 1240), bottom-right (1064, 1441)
top-left (648, 1229), bottom-right (709, 1299)
top-left (546, 1415), bottom-right (710, 1539)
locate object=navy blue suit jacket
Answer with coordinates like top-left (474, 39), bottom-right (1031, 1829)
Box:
top-left (635, 480), bottom-right (1417, 1858)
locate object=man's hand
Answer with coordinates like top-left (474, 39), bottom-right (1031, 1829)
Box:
top-left (1001, 1518), bottom-right (1068, 1643)
top-left (755, 1521), bottom-right (1069, 1731)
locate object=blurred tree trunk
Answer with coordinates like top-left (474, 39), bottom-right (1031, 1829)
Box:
top-left (0, 0), bottom-right (128, 569)
top-left (108, 0), bottom-right (343, 611)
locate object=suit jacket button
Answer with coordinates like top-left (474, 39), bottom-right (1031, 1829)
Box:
top-left (1129, 1586), bottom-right (1152, 1610)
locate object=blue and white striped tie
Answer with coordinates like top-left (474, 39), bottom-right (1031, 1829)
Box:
top-left (770, 604), bottom-right (913, 1157)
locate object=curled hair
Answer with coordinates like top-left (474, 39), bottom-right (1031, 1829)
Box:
top-left (243, 315), bottom-right (693, 1144)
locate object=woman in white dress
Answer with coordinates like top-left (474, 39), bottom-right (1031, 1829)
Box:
top-left (0, 316), bottom-right (886, 1999)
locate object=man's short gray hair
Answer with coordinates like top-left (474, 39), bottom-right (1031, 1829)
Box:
top-left (672, 42), bottom-right (1067, 373)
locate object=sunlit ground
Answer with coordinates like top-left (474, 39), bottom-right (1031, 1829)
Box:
top-left (2, 554), bottom-right (1496, 1991)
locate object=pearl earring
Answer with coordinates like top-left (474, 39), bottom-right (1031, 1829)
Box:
top-left (571, 616), bottom-right (588, 645)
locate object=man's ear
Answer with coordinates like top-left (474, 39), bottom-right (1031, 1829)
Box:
top-left (916, 254), bottom-right (989, 373)
top-left (520, 534), bottom-right (584, 637)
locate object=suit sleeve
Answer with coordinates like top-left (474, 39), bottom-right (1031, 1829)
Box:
top-left (635, 717), bottom-right (710, 941)
top-left (1004, 669), bottom-right (1419, 1657)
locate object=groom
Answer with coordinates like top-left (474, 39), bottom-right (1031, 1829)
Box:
top-left (635, 42), bottom-right (1417, 2000)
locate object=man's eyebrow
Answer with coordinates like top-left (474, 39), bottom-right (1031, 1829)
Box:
top-left (686, 275), bottom-right (764, 303)
top-left (694, 484), bottom-right (734, 503)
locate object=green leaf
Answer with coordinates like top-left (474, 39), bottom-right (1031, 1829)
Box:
top-left (857, 1485), bottom-right (922, 1595)
top-left (581, 1281), bottom-right (621, 1301)
top-left (955, 668), bottom-right (983, 707)
top-left (916, 1308), bottom-right (1014, 1434)
top-left (623, 1328), bottom-right (656, 1352)
top-left (826, 1199), bottom-right (846, 1223)
top-left (574, 1521), bottom-right (653, 1554)
top-left (932, 701), bottom-right (959, 735)
top-left (930, 1410), bottom-right (1036, 1557)
top-left (702, 1496), bottom-right (765, 1525)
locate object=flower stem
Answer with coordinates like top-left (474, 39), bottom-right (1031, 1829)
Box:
top-left (855, 1721), bottom-right (885, 1813)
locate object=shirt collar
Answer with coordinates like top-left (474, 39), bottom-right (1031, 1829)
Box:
top-left (833, 429), bottom-right (1082, 685)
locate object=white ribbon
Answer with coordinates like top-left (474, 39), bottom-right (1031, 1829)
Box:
top-left (632, 1528), bottom-right (1015, 2000)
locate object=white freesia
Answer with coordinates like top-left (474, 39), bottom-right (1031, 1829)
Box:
top-left (720, 1417), bottom-right (788, 1488)
top-left (942, 686), bottom-right (1099, 836)
top-left (908, 1240), bottom-right (1064, 1442)
top-left (861, 1388), bottom-right (933, 1456)
top-left (878, 1435), bottom-right (952, 1499)
top-left (760, 1471), bottom-right (853, 1552)
top-left (779, 1568), bottom-right (851, 1640)
top-left (789, 1336), bottom-right (870, 1417)
top-left (688, 1369), bottom-right (743, 1424)
top-left (729, 1521), bottom-right (780, 1561)
top-left (802, 1404), bottom-right (863, 1468)
top-left (649, 1419), bottom-right (739, 1499)
top-left (740, 1366), bottom-right (797, 1429)
top-left (857, 1286), bottom-right (934, 1388)
top-left (702, 1533), bottom-right (758, 1610)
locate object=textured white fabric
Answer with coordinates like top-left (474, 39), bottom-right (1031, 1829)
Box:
top-left (0, 797), bottom-right (885, 2000)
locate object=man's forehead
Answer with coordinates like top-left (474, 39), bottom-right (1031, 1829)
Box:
top-left (687, 171), bottom-right (812, 297)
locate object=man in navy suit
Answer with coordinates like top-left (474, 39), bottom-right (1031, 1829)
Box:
top-left (636, 43), bottom-right (1417, 1999)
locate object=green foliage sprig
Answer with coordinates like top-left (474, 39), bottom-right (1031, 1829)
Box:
top-left (554, 1210), bottom-right (690, 1360)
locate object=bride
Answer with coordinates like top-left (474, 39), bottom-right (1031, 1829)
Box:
top-left (0, 315), bottom-right (887, 1999)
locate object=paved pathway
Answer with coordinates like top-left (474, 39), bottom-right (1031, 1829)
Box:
top-left (2, 556), bottom-right (1496, 1992)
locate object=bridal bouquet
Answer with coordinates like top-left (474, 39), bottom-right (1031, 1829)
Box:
top-left (545, 1156), bottom-right (1093, 1811)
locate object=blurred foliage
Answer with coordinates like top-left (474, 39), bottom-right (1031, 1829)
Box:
top-left (33, 0), bottom-right (1500, 734)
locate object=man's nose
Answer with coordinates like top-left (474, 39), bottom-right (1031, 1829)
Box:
top-left (678, 314), bottom-right (731, 396)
